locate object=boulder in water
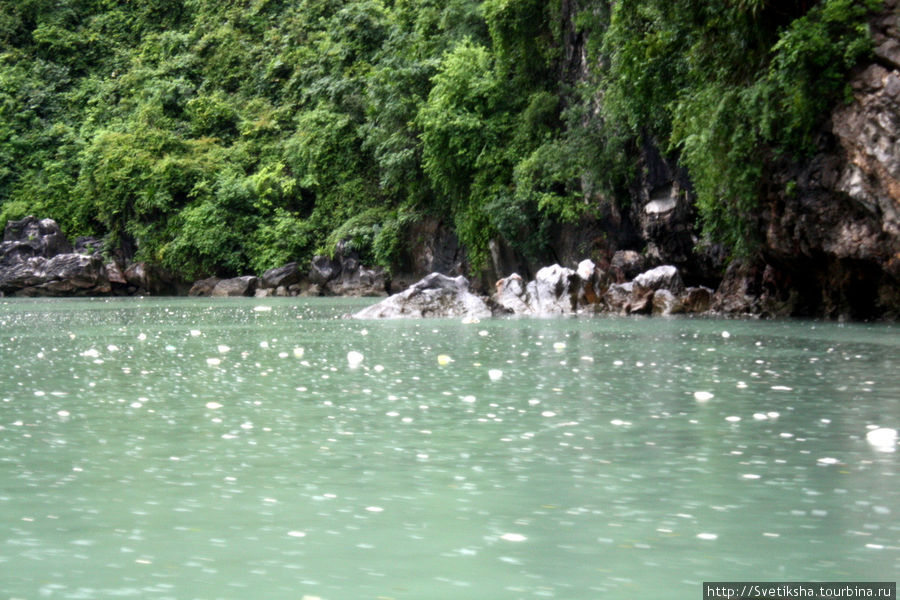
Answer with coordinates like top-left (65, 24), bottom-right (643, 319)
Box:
top-left (352, 273), bottom-right (493, 319)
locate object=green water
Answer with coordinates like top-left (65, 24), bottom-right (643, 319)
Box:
top-left (0, 297), bottom-right (897, 599)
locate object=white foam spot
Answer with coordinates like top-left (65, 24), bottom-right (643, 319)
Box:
top-left (57, 410), bottom-right (70, 418)
top-left (461, 395), bottom-right (476, 404)
top-left (771, 385), bottom-right (793, 391)
top-left (725, 415), bottom-right (741, 423)
top-left (206, 358), bottom-right (221, 366)
top-left (217, 345), bottom-right (230, 354)
top-left (190, 330), bottom-right (202, 337)
top-left (696, 533), bottom-right (718, 541)
top-left (254, 306), bottom-right (272, 312)
top-left (541, 411), bottom-right (557, 418)
top-left (721, 331), bottom-right (731, 339)
top-left (753, 413), bottom-right (768, 420)
top-left (259, 341), bottom-right (269, 349)
top-left (741, 474), bottom-right (761, 480)
top-left (500, 533), bottom-right (527, 542)
top-left (693, 391), bottom-right (714, 402)
top-left (866, 427), bottom-right (897, 452)
top-left (488, 369), bottom-right (503, 381)
top-left (437, 354), bottom-right (453, 366)
top-left (347, 351), bottom-right (364, 368)
top-left (736, 381), bottom-right (748, 389)
top-left (287, 530), bottom-right (306, 538)
top-left (293, 347), bottom-right (305, 358)
top-left (365, 506), bottom-right (383, 513)
top-left (81, 349), bottom-right (100, 358)
top-left (817, 457), bottom-right (840, 465)
top-left (767, 411), bottom-right (780, 419)
top-left (373, 364), bottom-right (384, 372)
top-left (106, 344), bottom-right (119, 352)
top-left (137, 333), bottom-right (147, 341)
top-left (206, 402), bottom-right (223, 410)
top-left (553, 342), bottom-right (566, 351)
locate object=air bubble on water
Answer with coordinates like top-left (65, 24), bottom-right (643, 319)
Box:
top-left (488, 369), bottom-right (503, 381)
top-left (374, 365), bottom-right (384, 372)
top-left (866, 427), bottom-right (897, 452)
top-left (437, 354), bottom-right (454, 366)
top-left (580, 356), bottom-right (594, 362)
top-left (741, 474), bottom-right (761, 480)
top-left (478, 330), bottom-right (489, 337)
top-left (278, 352), bottom-right (289, 358)
top-left (137, 333), bottom-right (147, 341)
top-left (347, 351), bottom-right (364, 368)
top-left (767, 412), bottom-right (780, 419)
top-left (57, 410), bottom-right (70, 418)
top-left (206, 402), bottom-right (223, 410)
top-left (253, 306), bottom-right (272, 313)
top-left (34, 391), bottom-right (45, 397)
top-left (725, 416), bottom-right (741, 423)
top-left (190, 330), bottom-right (202, 337)
top-left (696, 533), bottom-right (718, 541)
top-left (206, 358), bottom-right (221, 366)
top-left (293, 347), bottom-right (305, 358)
top-left (553, 342), bottom-right (566, 351)
top-left (753, 413), bottom-right (768, 420)
top-left (217, 345), bottom-right (230, 354)
top-left (736, 381), bottom-right (748, 389)
top-left (817, 457), bottom-right (839, 465)
top-left (721, 331), bottom-right (731, 339)
top-left (613, 360), bottom-right (623, 366)
top-left (81, 349), bottom-right (100, 358)
top-left (500, 533), bottom-right (527, 542)
top-left (107, 344), bottom-right (119, 352)
top-left (542, 411), bottom-right (557, 418)
top-left (365, 506), bottom-right (384, 513)
top-left (693, 391), bottom-right (714, 402)
top-left (771, 385), bottom-right (793, 391)
top-left (462, 396), bottom-right (476, 404)
top-left (287, 530), bottom-right (306, 538)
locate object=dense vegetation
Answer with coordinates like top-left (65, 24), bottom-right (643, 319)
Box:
top-left (0, 0), bottom-right (879, 278)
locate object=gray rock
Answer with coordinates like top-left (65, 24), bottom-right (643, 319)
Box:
top-left (652, 289), bottom-right (677, 315)
top-left (309, 255), bottom-right (341, 285)
top-left (529, 265), bottom-right (579, 315)
top-left (211, 276), bottom-right (259, 297)
top-left (610, 250), bottom-right (645, 280)
top-left (633, 265), bottom-right (684, 294)
top-left (353, 273), bottom-right (493, 319)
top-left (0, 254), bottom-right (110, 296)
top-left (262, 262), bottom-right (302, 289)
top-left (189, 277), bottom-right (221, 297)
top-left (1, 216), bottom-right (73, 265)
top-left (493, 273), bottom-right (532, 314)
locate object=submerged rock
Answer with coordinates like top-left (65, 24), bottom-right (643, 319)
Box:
top-left (352, 273), bottom-right (493, 319)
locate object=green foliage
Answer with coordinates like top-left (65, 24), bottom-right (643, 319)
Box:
top-left (0, 0), bottom-right (880, 276)
top-left (600, 0), bottom-right (878, 256)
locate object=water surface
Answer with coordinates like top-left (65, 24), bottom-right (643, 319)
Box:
top-left (1, 297), bottom-right (897, 599)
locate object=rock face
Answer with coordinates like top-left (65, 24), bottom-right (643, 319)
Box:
top-left (492, 261), bottom-right (709, 318)
top-left (307, 242), bottom-right (388, 297)
top-left (353, 273), bottom-right (493, 319)
top-left (0, 217), bottom-right (114, 296)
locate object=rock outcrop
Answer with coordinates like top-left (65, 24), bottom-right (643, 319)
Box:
top-left (492, 260), bottom-right (710, 318)
top-left (307, 242), bottom-right (388, 297)
top-left (352, 273), bottom-right (494, 319)
top-left (0, 217), bottom-right (113, 296)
